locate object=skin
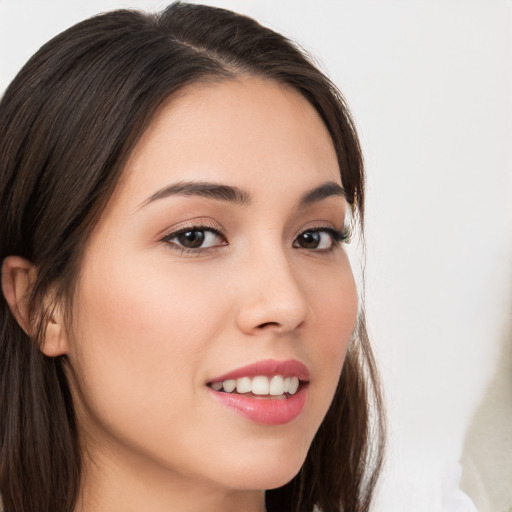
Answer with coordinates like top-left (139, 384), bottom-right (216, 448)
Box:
top-left (3, 76), bottom-right (358, 512)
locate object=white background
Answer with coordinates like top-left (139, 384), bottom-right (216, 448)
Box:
top-left (1, 1), bottom-right (511, 511)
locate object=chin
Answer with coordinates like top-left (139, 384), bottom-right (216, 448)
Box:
top-left (215, 443), bottom-right (308, 492)
top-left (230, 467), bottom-right (301, 492)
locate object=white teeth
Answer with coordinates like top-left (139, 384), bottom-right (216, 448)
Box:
top-left (251, 376), bottom-right (270, 395)
top-left (288, 377), bottom-right (299, 395)
top-left (223, 379), bottom-right (236, 393)
top-left (269, 375), bottom-right (285, 396)
top-left (212, 375), bottom-right (302, 396)
top-left (236, 377), bottom-right (252, 394)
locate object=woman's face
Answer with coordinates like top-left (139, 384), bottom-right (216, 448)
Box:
top-left (65, 76), bottom-right (358, 499)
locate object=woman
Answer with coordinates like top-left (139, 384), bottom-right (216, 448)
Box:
top-left (0, 3), bottom-right (385, 511)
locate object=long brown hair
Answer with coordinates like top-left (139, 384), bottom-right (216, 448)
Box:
top-left (0, 3), bottom-right (385, 511)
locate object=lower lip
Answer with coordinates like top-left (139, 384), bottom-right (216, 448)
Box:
top-left (208, 386), bottom-right (308, 425)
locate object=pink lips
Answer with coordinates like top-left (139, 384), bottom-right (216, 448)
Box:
top-left (208, 359), bottom-right (310, 382)
top-left (207, 359), bottom-right (309, 426)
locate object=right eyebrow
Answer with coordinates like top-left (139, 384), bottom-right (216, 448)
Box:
top-left (137, 180), bottom-right (252, 210)
top-left (298, 181), bottom-right (347, 208)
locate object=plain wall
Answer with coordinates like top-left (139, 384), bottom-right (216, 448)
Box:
top-left (1, 1), bottom-right (511, 511)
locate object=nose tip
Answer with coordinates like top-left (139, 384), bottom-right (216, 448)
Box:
top-left (235, 260), bottom-right (309, 336)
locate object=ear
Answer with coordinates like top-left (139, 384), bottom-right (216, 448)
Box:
top-left (1, 256), bottom-right (69, 357)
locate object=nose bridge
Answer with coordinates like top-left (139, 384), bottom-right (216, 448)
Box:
top-left (235, 238), bottom-right (309, 334)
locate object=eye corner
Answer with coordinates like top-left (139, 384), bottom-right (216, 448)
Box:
top-left (338, 226), bottom-right (353, 245)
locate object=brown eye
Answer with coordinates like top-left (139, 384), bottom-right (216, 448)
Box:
top-left (293, 229), bottom-right (337, 250)
top-left (177, 229), bottom-right (205, 248)
top-left (296, 231), bottom-right (321, 249)
top-left (163, 226), bottom-right (226, 251)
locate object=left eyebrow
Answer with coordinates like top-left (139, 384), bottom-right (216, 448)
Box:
top-left (298, 181), bottom-right (347, 208)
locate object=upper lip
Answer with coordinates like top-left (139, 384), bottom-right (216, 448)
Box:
top-left (208, 359), bottom-right (310, 383)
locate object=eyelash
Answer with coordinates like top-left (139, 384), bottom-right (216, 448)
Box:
top-left (304, 227), bottom-right (352, 246)
top-left (160, 224), bottom-right (352, 255)
top-left (160, 224), bottom-right (225, 255)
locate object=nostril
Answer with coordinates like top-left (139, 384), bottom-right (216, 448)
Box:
top-left (257, 321), bottom-right (280, 330)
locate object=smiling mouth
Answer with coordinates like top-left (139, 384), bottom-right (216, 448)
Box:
top-left (207, 375), bottom-right (305, 399)
top-left (207, 360), bottom-right (310, 424)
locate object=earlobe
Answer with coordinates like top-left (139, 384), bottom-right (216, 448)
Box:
top-left (1, 256), bottom-right (69, 356)
top-left (42, 313), bottom-right (69, 357)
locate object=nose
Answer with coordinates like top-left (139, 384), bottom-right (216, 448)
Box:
top-left (235, 249), bottom-right (309, 336)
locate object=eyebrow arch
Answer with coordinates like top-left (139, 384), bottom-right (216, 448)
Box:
top-left (298, 181), bottom-right (347, 207)
top-left (138, 179), bottom-right (346, 211)
top-left (138, 180), bottom-right (252, 209)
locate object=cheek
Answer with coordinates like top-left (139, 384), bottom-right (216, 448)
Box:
top-left (298, 255), bottom-right (358, 426)
top-left (308, 256), bottom-right (358, 355)
top-left (318, 266), bottom-right (357, 373)
top-left (75, 250), bottom-right (224, 345)
top-left (67, 254), bottom-right (229, 428)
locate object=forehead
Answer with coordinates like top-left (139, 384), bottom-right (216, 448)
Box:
top-left (113, 76), bottom-right (341, 210)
